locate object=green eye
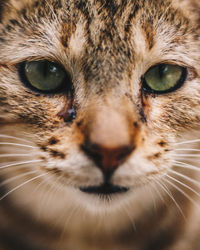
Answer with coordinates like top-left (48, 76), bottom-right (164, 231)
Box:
top-left (22, 60), bottom-right (70, 93)
top-left (142, 64), bottom-right (187, 94)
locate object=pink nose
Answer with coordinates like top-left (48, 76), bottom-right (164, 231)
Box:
top-left (82, 142), bottom-right (134, 177)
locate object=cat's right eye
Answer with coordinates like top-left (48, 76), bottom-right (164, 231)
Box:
top-left (20, 60), bottom-right (71, 93)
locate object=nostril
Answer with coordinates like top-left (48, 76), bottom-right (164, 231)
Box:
top-left (81, 143), bottom-right (102, 162)
top-left (116, 146), bottom-right (135, 161)
top-left (117, 152), bottom-right (127, 161)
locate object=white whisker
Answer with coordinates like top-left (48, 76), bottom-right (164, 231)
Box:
top-left (41, 175), bottom-right (63, 208)
top-left (163, 178), bottom-right (200, 209)
top-left (174, 149), bottom-right (200, 152)
top-left (171, 154), bottom-right (200, 157)
top-left (0, 170), bottom-right (40, 187)
top-left (0, 154), bottom-right (32, 158)
top-left (168, 169), bottom-right (200, 188)
top-left (185, 159), bottom-right (200, 163)
top-left (171, 161), bottom-right (200, 172)
top-left (0, 134), bottom-right (32, 144)
top-left (154, 177), bottom-right (185, 219)
top-left (60, 204), bottom-right (81, 241)
top-left (35, 174), bottom-right (61, 217)
top-left (174, 139), bottom-right (200, 146)
top-left (166, 174), bottom-right (200, 198)
top-left (0, 160), bottom-right (42, 170)
top-left (0, 142), bottom-right (37, 149)
top-left (146, 183), bottom-right (157, 211)
top-left (31, 172), bottom-right (52, 196)
top-left (122, 204), bottom-right (136, 231)
top-left (171, 160), bottom-right (199, 167)
top-left (0, 173), bottom-right (47, 201)
top-left (151, 181), bottom-right (165, 203)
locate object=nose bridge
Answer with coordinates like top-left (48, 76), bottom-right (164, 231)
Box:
top-left (83, 32), bottom-right (130, 86)
top-left (89, 105), bottom-right (131, 148)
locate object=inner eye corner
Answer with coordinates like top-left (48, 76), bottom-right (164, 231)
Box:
top-left (18, 60), bottom-right (73, 95)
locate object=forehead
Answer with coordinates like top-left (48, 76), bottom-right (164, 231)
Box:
top-left (0, 0), bottom-right (198, 77)
top-left (59, 0), bottom-right (189, 44)
top-left (57, 0), bottom-right (197, 81)
top-left (2, 0), bottom-right (193, 38)
top-left (1, 0), bottom-right (195, 51)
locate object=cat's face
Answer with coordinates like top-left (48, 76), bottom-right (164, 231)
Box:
top-left (0, 0), bottom-right (200, 231)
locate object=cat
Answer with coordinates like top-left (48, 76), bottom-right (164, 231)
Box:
top-left (0, 0), bottom-right (200, 249)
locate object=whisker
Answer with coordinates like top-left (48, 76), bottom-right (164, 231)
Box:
top-left (160, 180), bottom-right (186, 218)
top-left (0, 160), bottom-right (42, 170)
top-left (40, 175), bottom-right (63, 209)
top-left (168, 169), bottom-right (200, 188)
top-left (163, 178), bottom-right (200, 210)
top-left (41, 175), bottom-right (73, 231)
top-left (0, 154), bottom-right (32, 158)
top-left (0, 134), bottom-right (32, 144)
top-left (170, 160), bottom-right (198, 167)
top-left (174, 139), bottom-right (200, 146)
top-left (31, 172), bottom-right (52, 196)
top-left (0, 170), bottom-right (40, 187)
top-left (154, 177), bottom-right (185, 219)
top-left (169, 160), bottom-right (200, 170)
top-left (35, 174), bottom-right (61, 217)
top-left (122, 204), bottom-right (136, 232)
top-left (166, 174), bottom-right (200, 198)
top-left (171, 154), bottom-right (200, 158)
top-left (171, 161), bottom-right (200, 172)
top-left (60, 204), bottom-right (81, 241)
top-left (0, 142), bottom-right (37, 149)
top-left (184, 159), bottom-right (200, 163)
top-left (151, 180), bottom-right (165, 203)
top-left (147, 183), bottom-right (157, 212)
top-left (174, 149), bottom-right (200, 152)
top-left (0, 172), bottom-right (47, 201)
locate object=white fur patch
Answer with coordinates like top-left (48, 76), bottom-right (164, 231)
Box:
top-left (69, 20), bottom-right (86, 56)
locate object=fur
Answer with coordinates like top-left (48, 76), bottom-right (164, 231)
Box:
top-left (0, 0), bottom-right (200, 249)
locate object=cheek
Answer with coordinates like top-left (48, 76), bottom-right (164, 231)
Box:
top-left (147, 91), bottom-right (200, 133)
top-left (37, 126), bottom-right (82, 171)
top-left (39, 124), bottom-right (82, 151)
top-left (0, 69), bottom-right (69, 127)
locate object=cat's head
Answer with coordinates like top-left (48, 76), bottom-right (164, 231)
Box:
top-left (0, 0), bottom-right (200, 230)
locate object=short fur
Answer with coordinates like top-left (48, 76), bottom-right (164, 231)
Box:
top-left (0, 0), bottom-right (200, 249)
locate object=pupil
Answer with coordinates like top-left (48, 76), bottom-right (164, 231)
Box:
top-left (43, 62), bottom-right (49, 77)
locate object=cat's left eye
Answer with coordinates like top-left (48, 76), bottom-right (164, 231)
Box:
top-left (20, 60), bottom-right (71, 93)
top-left (142, 64), bottom-right (187, 94)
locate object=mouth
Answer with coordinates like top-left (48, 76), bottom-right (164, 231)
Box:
top-left (80, 183), bottom-right (129, 195)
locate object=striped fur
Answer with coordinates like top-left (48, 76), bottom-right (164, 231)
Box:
top-left (0, 0), bottom-right (200, 249)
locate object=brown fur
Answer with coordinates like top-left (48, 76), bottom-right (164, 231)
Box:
top-left (0, 0), bottom-right (200, 249)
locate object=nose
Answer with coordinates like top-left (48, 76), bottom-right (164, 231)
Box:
top-left (81, 104), bottom-right (137, 181)
top-left (82, 142), bottom-right (134, 181)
